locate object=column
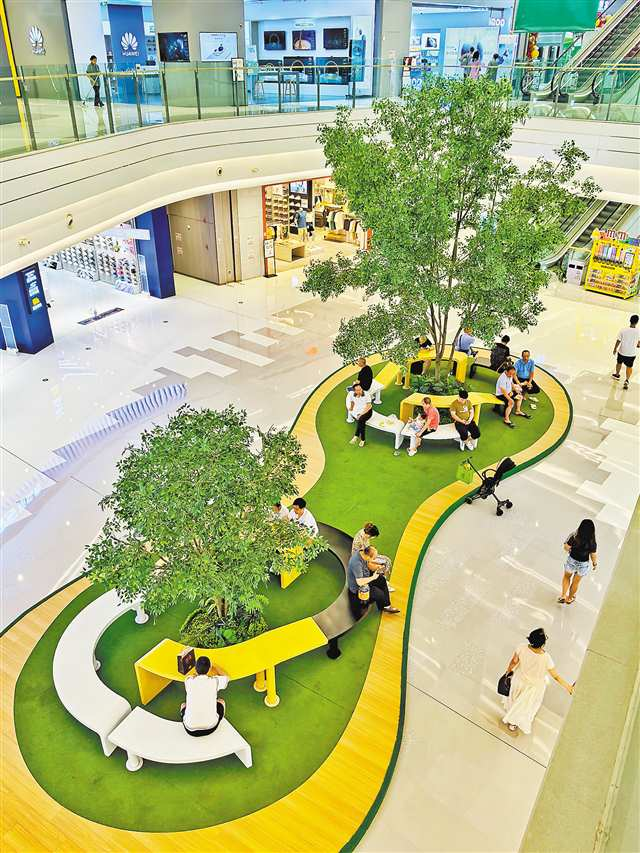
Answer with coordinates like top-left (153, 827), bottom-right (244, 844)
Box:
top-left (374, 0), bottom-right (412, 98)
top-left (253, 670), bottom-right (267, 692)
top-left (135, 207), bottom-right (175, 299)
top-left (0, 265), bottom-right (54, 353)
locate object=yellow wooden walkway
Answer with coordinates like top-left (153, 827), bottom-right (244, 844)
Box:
top-left (0, 360), bottom-right (571, 852)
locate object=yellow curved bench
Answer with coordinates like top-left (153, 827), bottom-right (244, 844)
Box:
top-left (135, 617), bottom-right (326, 709)
top-left (399, 391), bottom-right (501, 424)
top-left (396, 347), bottom-right (472, 388)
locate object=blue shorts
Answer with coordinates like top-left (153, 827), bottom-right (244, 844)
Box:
top-left (565, 555), bottom-right (590, 577)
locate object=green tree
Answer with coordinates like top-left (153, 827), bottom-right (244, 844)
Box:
top-left (86, 406), bottom-right (326, 641)
top-left (303, 76), bottom-right (598, 377)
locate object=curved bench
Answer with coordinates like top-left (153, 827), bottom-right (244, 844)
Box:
top-left (108, 707), bottom-right (252, 772)
top-left (135, 523), bottom-right (367, 705)
top-left (52, 589), bottom-right (138, 755)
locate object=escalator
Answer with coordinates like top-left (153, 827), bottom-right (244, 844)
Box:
top-left (522, 0), bottom-right (640, 104)
top-left (542, 200), bottom-right (633, 267)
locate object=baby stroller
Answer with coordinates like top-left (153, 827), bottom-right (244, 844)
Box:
top-left (465, 457), bottom-right (515, 516)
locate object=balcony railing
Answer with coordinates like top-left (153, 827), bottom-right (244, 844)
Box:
top-left (1, 60), bottom-right (638, 159)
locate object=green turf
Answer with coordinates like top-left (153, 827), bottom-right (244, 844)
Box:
top-left (305, 364), bottom-right (553, 560)
top-left (14, 363), bottom-right (554, 832)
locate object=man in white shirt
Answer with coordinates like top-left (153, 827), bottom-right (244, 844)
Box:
top-left (612, 314), bottom-right (640, 390)
top-left (496, 366), bottom-right (530, 428)
top-left (180, 656), bottom-right (229, 736)
top-left (289, 497), bottom-right (319, 537)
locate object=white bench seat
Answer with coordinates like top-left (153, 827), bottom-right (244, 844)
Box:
top-left (108, 707), bottom-right (253, 771)
top-left (53, 589), bottom-right (135, 755)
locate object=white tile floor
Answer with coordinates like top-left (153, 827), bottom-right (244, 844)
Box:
top-left (1, 256), bottom-right (638, 850)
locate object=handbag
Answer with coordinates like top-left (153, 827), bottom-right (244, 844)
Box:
top-left (497, 672), bottom-right (512, 697)
top-left (456, 461), bottom-right (474, 484)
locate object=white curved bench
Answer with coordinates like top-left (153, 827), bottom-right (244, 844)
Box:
top-left (52, 588), bottom-right (143, 756)
top-left (108, 707), bottom-right (253, 771)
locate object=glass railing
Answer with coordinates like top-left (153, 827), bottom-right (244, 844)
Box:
top-left (1, 60), bottom-right (639, 159)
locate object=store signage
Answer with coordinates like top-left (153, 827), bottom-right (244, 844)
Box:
top-left (264, 239), bottom-right (275, 259)
top-left (120, 31), bottom-right (140, 57)
top-left (28, 25), bottom-right (45, 55)
top-left (490, 17), bottom-right (506, 27)
top-left (293, 19), bottom-right (315, 28)
top-left (103, 226), bottom-right (150, 241)
top-left (22, 266), bottom-right (43, 313)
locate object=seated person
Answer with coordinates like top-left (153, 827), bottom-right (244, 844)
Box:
top-left (346, 382), bottom-right (363, 423)
top-left (490, 335), bottom-right (511, 372)
top-left (348, 384), bottom-right (373, 447)
top-left (514, 349), bottom-right (540, 396)
top-left (496, 365), bottom-right (531, 428)
top-left (450, 388), bottom-right (480, 451)
top-left (289, 497), bottom-right (319, 537)
top-left (414, 335), bottom-right (433, 374)
top-left (271, 500), bottom-right (289, 521)
top-left (455, 327), bottom-right (477, 357)
top-left (180, 655), bottom-right (228, 737)
top-left (347, 544), bottom-right (400, 620)
top-left (406, 396), bottom-right (440, 456)
top-left (356, 356), bottom-right (383, 404)
top-left (356, 357), bottom-right (373, 393)
top-left (352, 522), bottom-right (394, 588)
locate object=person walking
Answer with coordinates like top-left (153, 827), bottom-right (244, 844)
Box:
top-left (558, 519), bottom-right (597, 604)
top-left (612, 314), bottom-right (639, 390)
top-left (501, 628), bottom-right (574, 734)
top-left (86, 55), bottom-right (104, 107)
top-left (349, 383), bottom-right (373, 448)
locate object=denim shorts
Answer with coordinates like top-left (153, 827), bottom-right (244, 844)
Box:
top-left (565, 555), bottom-right (590, 577)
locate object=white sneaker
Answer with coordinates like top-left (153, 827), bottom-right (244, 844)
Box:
top-left (466, 441), bottom-right (474, 451)
top-left (530, 403), bottom-right (537, 410)
top-left (459, 440), bottom-right (465, 451)
top-left (407, 448), bottom-right (417, 456)
top-left (349, 436), bottom-right (358, 445)
top-left (359, 440), bottom-right (365, 448)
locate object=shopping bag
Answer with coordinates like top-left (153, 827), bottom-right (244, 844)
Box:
top-left (456, 461), bottom-right (474, 484)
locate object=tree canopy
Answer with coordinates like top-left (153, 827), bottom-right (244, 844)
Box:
top-left (86, 405), bottom-right (326, 621)
top-left (303, 75), bottom-right (598, 374)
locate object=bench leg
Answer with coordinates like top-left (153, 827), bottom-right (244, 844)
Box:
top-left (236, 746), bottom-right (253, 768)
top-left (253, 670), bottom-right (267, 692)
top-left (100, 733), bottom-right (117, 757)
top-left (327, 637), bottom-right (341, 659)
top-left (264, 666), bottom-right (280, 708)
top-left (134, 605), bottom-right (149, 625)
top-left (125, 751), bottom-right (143, 771)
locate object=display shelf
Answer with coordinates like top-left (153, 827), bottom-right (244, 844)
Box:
top-left (584, 229), bottom-right (640, 300)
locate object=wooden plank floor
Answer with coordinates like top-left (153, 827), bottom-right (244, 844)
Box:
top-left (0, 365), bottom-right (570, 852)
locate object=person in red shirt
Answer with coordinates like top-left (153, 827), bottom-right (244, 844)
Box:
top-left (407, 397), bottom-right (440, 456)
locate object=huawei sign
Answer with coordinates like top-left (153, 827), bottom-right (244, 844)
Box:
top-left (120, 31), bottom-right (139, 56)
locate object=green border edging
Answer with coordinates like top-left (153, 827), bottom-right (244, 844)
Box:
top-left (341, 366), bottom-right (574, 852)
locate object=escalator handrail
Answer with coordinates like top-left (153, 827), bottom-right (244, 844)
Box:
top-left (541, 199), bottom-right (608, 267)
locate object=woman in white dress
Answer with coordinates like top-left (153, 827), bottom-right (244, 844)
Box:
top-left (501, 628), bottom-right (574, 734)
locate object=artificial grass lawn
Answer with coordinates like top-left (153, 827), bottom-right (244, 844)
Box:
top-left (14, 363), bottom-right (554, 832)
top-left (15, 552), bottom-right (380, 832)
top-left (304, 364), bottom-right (554, 562)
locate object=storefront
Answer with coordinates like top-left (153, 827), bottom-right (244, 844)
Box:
top-left (0, 209), bottom-right (175, 351)
top-left (409, 2), bottom-right (516, 77)
top-left (243, 0), bottom-right (376, 104)
top-left (262, 176), bottom-right (369, 275)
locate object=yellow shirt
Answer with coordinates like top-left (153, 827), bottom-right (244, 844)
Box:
top-left (450, 399), bottom-right (473, 422)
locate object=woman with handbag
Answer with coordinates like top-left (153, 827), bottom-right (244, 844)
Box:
top-left (558, 518), bottom-right (598, 604)
top-left (500, 628), bottom-right (574, 734)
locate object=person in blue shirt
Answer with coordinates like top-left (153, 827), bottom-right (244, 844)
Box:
top-left (514, 350), bottom-right (540, 396)
top-left (455, 327), bottom-right (477, 356)
top-left (347, 546), bottom-right (400, 620)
